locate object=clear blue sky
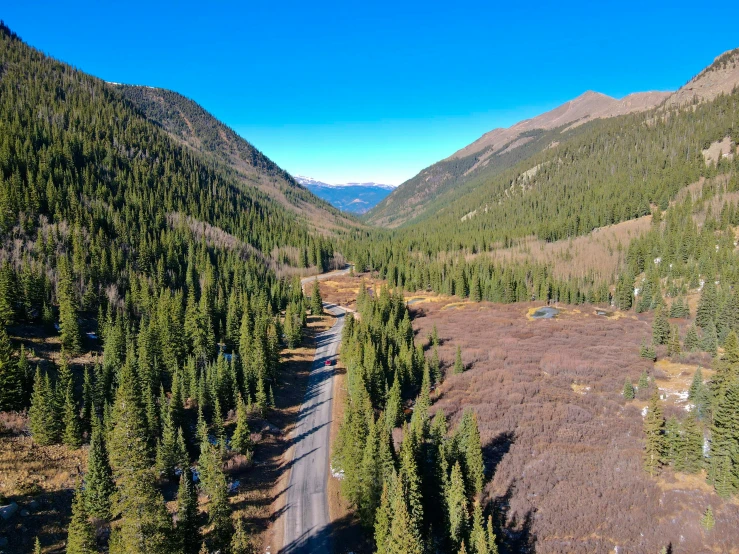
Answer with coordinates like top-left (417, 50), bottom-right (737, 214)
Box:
top-left (4, 1), bottom-right (739, 184)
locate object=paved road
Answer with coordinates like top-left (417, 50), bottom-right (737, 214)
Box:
top-left (282, 301), bottom-right (347, 554)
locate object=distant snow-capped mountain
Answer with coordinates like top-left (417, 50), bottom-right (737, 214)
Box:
top-left (294, 175), bottom-right (396, 214)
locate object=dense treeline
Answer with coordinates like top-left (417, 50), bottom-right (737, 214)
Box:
top-left (344, 89), bottom-right (739, 304)
top-left (0, 21), bottom-right (333, 553)
top-left (642, 331), bottom-right (739, 498)
top-left (626, 182), bottom-right (739, 498)
top-left (343, 233), bottom-right (610, 306)
top-left (116, 85), bottom-right (347, 216)
top-left (334, 284), bottom-right (497, 554)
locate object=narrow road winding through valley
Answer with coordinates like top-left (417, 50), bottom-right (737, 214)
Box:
top-left (282, 269), bottom-right (351, 553)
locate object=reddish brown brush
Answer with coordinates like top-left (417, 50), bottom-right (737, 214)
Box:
top-left (413, 300), bottom-right (739, 554)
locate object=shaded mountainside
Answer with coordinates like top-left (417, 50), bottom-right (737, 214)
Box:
top-left (366, 90), bottom-right (670, 227)
top-left (115, 85), bottom-right (357, 232)
top-left (294, 176), bottom-right (394, 214)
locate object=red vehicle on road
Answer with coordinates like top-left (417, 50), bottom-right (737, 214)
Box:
top-left (325, 359), bottom-right (334, 366)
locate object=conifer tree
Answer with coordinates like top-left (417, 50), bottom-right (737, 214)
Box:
top-left (454, 346), bottom-right (465, 374)
top-left (0, 326), bottom-right (23, 411)
top-left (310, 279), bottom-right (323, 315)
top-left (652, 305), bottom-right (670, 345)
top-left (430, 344), bottom-right (441, 383)
top-left (358, 414), bottom-right (382, 527)
top-left (637, 370), bottom-right (649, 394)
top-left (684, 324), bottom-right (701, 351)
top-left (460, 412), bottom-right (485, 496)
top-left (254, 375), bottom-right (268, 417)
top-left (85, 418), bottom-right (115, 520)
top-left (447, 461), bottom-right (469, 550)
top-left (81, 366), bottom-right (94, 437)
top-left (230, 396), bottom-right (251, 456)
top-left (66, 484), bottom-right (97, 554)
top-left (664, 416), bottom-right (680, 466)
top-left (206, 456), bottom-right (233, 552)
top-left (29, 368), bottom-right (60, 445)
top-left (708, 382), bottom-right (739, 497)
top-left (384, 374), bottom-right (403, 430)
top-left (387, 479), bottom-right (423, 554)
top-left (231, 516), bottom-right (252, 554)
top-left (33, 538), bottom-right (41, 554)
top-left (157, 401), bottom-right (188, 479)
top-left (639, 339), bottom-right (656, 360)
top-left (676, 412), bottom-right (703, 474)
top-left (176, 468), bottom-right (201, 554)
top-left (696, 281), bottom-right (718, 329)
top-left (108, 362), bottom-right (173, 554)
top-left (469, 502), bottom-right (498, 554)
top-left (212, 399), bottom-right (225, 448)
top-left (0, 263), bottom-right (15, 328)
top-left (398, 430), bottom-right (424, 532)
top-left (63, 386), bottom-right (83, 449)
top-left (623, 378), bottom-right (635, 400)
top-left (688, 367), bottom-right (710, 420)
top-left (667, 325), bottom-right (681, 357)
top-left (643, 390), bottom-right (665, 477)
top-left (702, 321), bottom-right (718, 356)
top-left (57, 256), bottom-right (83, 354)
top-left (374, 481), bottom-right (393, 554)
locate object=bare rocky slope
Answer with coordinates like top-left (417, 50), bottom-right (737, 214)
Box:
top-left (664, 47), bottom-right (739, 108)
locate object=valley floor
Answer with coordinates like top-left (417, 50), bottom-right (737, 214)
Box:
top-left (316, 274), bottom-right (739, 554)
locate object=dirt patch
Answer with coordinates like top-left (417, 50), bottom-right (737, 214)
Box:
top-left (0, 433), bottom-right (86, 552)
top-left (702, 136), bottom-right (736, 165)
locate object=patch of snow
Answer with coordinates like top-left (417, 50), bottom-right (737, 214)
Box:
top-left (294, 175), bottom-right (397, 189)
top-left (330, 464), bottom-right (345, 480)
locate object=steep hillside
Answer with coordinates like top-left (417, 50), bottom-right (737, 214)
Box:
top-left (665, 47), bottom-right (739, 108)
top-left (294, 176), bottom-right (394, 213)
top-left (0, 21), bottom-right (343, 553)
top-left (367, 90), bottom-right (670, 227)
top-left (346, 58), bottom-right (739, 307)
top-left (115, 85), bottom-right (357, 232)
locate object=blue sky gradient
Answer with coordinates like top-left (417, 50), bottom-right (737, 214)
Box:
top-left (4, 1), bottom-right (739, 184)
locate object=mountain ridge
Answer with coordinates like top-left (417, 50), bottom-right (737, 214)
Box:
top-left (367, 47), bottom-right (739, 228)
top-left (294, 175), bottom-right (396, 189)
top-left (114, 85), bottom-right (358, 233)
top-left (295, 176), bottom-right (395, 213)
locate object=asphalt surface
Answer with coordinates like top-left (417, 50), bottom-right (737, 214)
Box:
top-left (282, 297), bottom-right (348, 554)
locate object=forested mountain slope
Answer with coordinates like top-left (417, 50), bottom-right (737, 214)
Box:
top-left (346, 50), bottom-right (739, 305)
top-left (0, 22), bottom-right (336, 553)
top-left (366, 90), bottom-right (670, 227)
top-left (115, 85), bottom-right (357, 232)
